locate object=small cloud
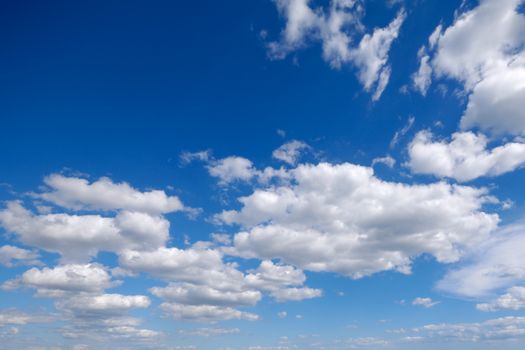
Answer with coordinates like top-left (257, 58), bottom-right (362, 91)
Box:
top-left (412, 297), bottom-right (439, 308)
top-left (277, 311), bottom-right (287, 319)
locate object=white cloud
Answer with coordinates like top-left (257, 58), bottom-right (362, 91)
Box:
top-left (178, 327), bottom-right (240, 337)
top-left (180, 150), bottom-right (211, 164)
top-left (38, 174), bottom-right (184, 214)
top-left (477, 286), bottom-right (525, 311)
top-left (267, 0), bottom-right (405, 101)
top-left (412, 297), bottom-right (439, 308)
top-left (159, 303), bottom-right (259, 322)
top-left (371, 155), bottom-right (395, 168)
top-left (0, 310), bottom-right (53, 327)
top-left (0, 245), bottom-right (40, 267)
top-left (390, 115), bottom-right (415, 148)
top-left (208, 156), bottom-right (258, 185)
top-left (349, 11), bottom-right (406, 101)
top-left (409, 316), bottom-right (525, 342)
top-left (19, 264), bottom-right (115, 297)
top-left (414, 0), bottom-right (525, 135)
top-left (0, 202), bottom-right (169, 262)
top-left (437, 222), bottom-right (525, 298)
top-left (57, 294), bottom-right (150, 317)
top-left (272, 140), bottom-right (310, 165)
top-left (411, 47), bottom-right (432, 95)
top-left (408, 131), bottom-right (525, 181)
top-left (150, 283), bottom-right (262, 307)
top-left (219, 162), bottom-right (498, 278)
top-left (277, 311), bottom-right (288, 318)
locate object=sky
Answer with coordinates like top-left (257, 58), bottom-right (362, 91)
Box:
top-left (1, 0), bottom-right (525, 349)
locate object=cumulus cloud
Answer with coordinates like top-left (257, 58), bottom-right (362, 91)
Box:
top-left (371, 155), bottom-right (395, 168)
top-left (19, 264), bottom-right (116, 297)
top-left (408, 131), bottom-right (525, 181)
top-left (208, 156), bottom-right (258, 185)
top-left (267, 0), bottom-right (405, 100)
top-left (272, 140), bottom-right (310, 165)
top-left (0, 202), bottom-right (170, 262)
top-left (38, 174), bottom-right (184, 214)
top-left (219, 162), bottom-right (498, 278)
top-left (0, 245), bottom-right (40, 267)
top-left (159, 303), bottom-right (259, 322)
top-left (414, 0), bottom-right (525, 135)
top-left (477, 287), bottom-right (525, 311)
top-left (437, 222), bottom-right (525, 298)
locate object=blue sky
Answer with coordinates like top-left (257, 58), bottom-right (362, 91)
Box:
top-left (2, 0), bottom-right (525, 349)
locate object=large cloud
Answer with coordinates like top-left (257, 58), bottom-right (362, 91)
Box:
top-left (414, 0), bottom-right (525, 135)
top-left (0, 202), bottom-right (170, 262)
top-left (218, 162), bottom-right (499, 277)
top-left (408, 131), bottom-right (525, 181)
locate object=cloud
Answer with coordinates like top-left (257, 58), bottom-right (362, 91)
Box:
top-left (412, 297), bottom-right (439, 308)
top-left (208, 156), bottom-right (258, 185)
top-left (437, 222), bottom-right (525, 298)
top-left (413, 0), bottom-right (525, 135)
top-left (349, 10), bottom-right (406, 101)
top-left (371, 155), bottom-right (395, 168)
top-left (0, 310), bottom-right (53, 327)
top-left (477, 286), bottom-right (525, 311)
top-left (159, 303), bottom-right (259, 322)
top-left (408, 316), bottom-right (525, 342)
top-left (17, 264), bottom-right (116, 297)
top-left (178, 327), bottom-right (240, 337)
top-left (272, 140), bottom-right (310, 165)
top-left (0, 245), bottom-right (40, 267)
top-left (267, 0), bottom-right (405, 101)
top-left (38, 174), bottom-right (184, 214)
top-left (0, 202), bottom-right (170, 262)
top-left (390, 115), bottom-right (415, 148)
top-left (407, 131), bottom-right (525, 181)
top-left (219, 162), bottom-right (498, 278)
top-left (57, 294), bottom-right (150, 318)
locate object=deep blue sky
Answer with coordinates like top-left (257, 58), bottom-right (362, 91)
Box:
top-left (2, 1), bottom-right (525, 349)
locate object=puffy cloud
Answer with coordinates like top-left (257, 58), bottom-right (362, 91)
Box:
top-left (61, 316), bottom-right (160, 340)
top-left (437, 222), bottom-right (525, 298)
top-left (477, 287), bottom-right (525, 311)
top-left (267, 0), bottom-right (405, 100)
top-left (219, 162), bottom-right (498, 278)
top-left (19, 264), bottom-right (115, 297)
top-left (412, 297), bottom-right (439, 308)
top-left (270, 287), bottom-right (322, 302)
top-left (208, 156), bottom-right (258, 185)
top-left (272, 140), bottom-right (310, 165)
top-left (414, 0), bottom-right (525, 135)
top-left (0, 245), bottom-right (40, 267)
top-left (150, 283), bottom-right (262, 307)
top-left (0, 202), bottom-right (169, 262)
top-left (408, 131), bottom-right (525, 181)
top-left (38, 174), bottom-right (184, 214)
top-left (159, 303), bottom-right (259, 322)
top-left (57, 294), bottom-right (150, 317)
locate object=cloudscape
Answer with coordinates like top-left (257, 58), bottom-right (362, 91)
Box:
top-left (1, 0), bottom-right (525, 349)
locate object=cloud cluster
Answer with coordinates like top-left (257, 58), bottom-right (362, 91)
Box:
top-left (219, 162), bottom-right (498, 278)
top-left (268, 0), bottom-right (405, 100)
